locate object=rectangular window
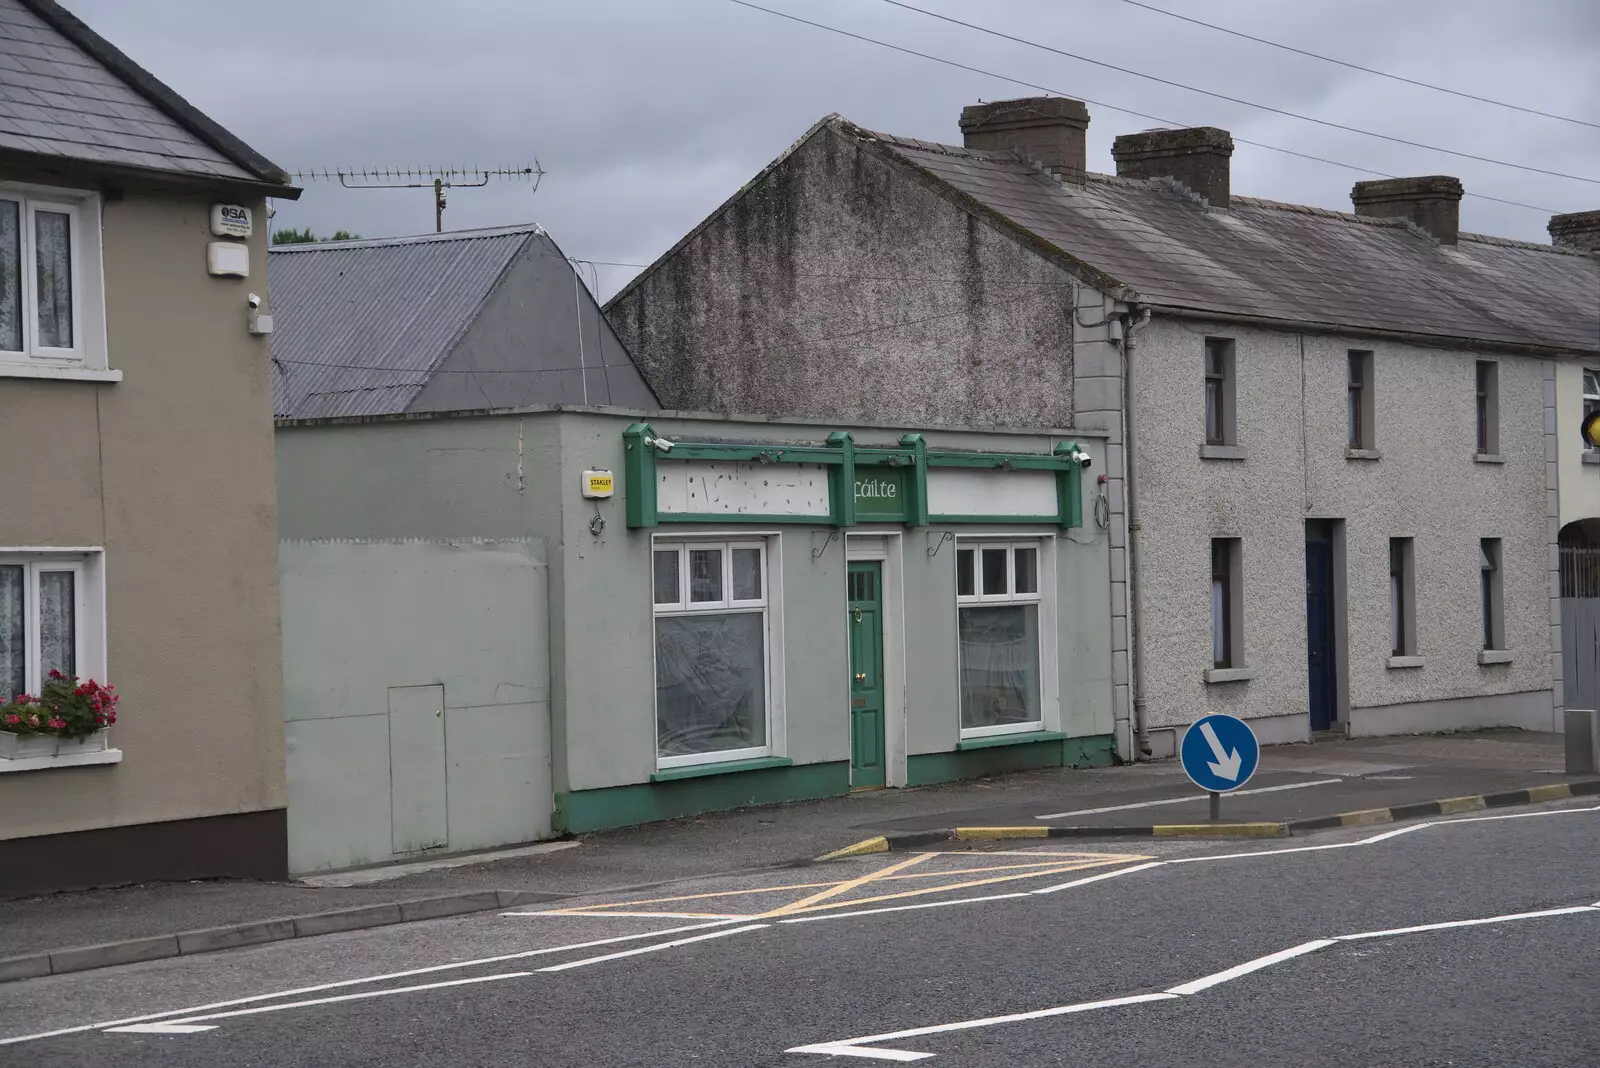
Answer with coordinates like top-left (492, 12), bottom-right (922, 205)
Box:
top-left (1475, 361), bottom-right (1498, 456)
top-left (652, 540), bottom-right (770, 767)
top-left (0, 193), bottom-right (85, 362)
top-left (1348, 351), bottom-right (1374, 449)
top-left (1585, 370), bottom-right (1600, 453)
top-left (956, 542), bottom-right (1045, 737)
top-left (1204, 338), bottom-right (1236, 446)
top-left (1480, 538), bottom-right (1504, 651)
top-left (1211, 538), bottom-right (1243, 668)
top-left (1389, 538), bottom-right (1415, 656)
top-left (0, 556), bottom-right (88, 698)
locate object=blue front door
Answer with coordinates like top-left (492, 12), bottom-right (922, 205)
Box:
top-left (1305, 533), bottom-right (1336, 731)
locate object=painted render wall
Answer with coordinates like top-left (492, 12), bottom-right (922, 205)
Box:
top-left (1129, 316), bottom-right (1554, 748)
top-left (605, 124), bottom-right (1078, 429)
top-left (0, 178), bottom-right (284, 845)
top-left (1555, 360), bottom-right (1600, 531)
top-left (277, 408), bottom-right (1114, 825)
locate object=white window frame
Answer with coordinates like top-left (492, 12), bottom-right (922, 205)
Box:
top-left (0, 550), bottom-right (105, 698)
top-left (954, 538), bottom-right (1056, 740)
top-left (651, 536), bottom-right (776, 769)
top-left (0, 183), bottom-right (110, 378)
top-left (1585, 370), bottom-right (1600, 454)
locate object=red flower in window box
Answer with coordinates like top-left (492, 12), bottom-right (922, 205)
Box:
top-left (0, 674), bottom-right (119, 740)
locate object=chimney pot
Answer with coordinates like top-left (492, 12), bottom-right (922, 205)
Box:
top-left (1549, 210), bottom-right (1600, 252)
top-left (1351, 176), bottom-right (1463, 245)
top-left (1111, 126), bottom-right (1234, 209)
top-left (960, 96), bottom-right (1090, 183)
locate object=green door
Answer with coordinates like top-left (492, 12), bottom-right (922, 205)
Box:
top-left (847, 561), bottom-right (886, 789)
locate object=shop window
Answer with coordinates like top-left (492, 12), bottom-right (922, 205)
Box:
top-left (955, 541), bottom-right (1044, 738)
top-left (652, 540), bottom-right (771, 767)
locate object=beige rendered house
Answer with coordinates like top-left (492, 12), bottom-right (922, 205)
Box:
top-left (0, 0), bottom-right (296, 895)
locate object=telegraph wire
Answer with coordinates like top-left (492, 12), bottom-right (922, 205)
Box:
top-left (1116, 0), bottom-right (1600, 131)
top-left (722, 0), bottom-right (1559, 215)
top-left (877, 0), bottom-right (1600, 187)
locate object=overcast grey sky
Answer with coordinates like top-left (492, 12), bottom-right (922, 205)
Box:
top-left (66, 0), bottom-right (1600, 298)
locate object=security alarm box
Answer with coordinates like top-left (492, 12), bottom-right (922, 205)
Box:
top-left (582, 470), bottom-right (615, 499)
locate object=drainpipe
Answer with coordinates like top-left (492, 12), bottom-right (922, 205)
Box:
top-left (1122, 306), bottom-right (1154, 758)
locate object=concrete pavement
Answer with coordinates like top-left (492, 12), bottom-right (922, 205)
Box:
top-left (2, 796), bottom-right (1597, 1065)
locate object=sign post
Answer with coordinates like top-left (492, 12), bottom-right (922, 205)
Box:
top-left (1179, 713), bottom-right (1261, 821)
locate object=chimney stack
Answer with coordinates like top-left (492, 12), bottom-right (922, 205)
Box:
top-left (1549, 210), bottom-right (1600, 252)
top-left (1111, 127), bottom-right (1234, 209)
top-left (1351, 176), bottom-right (1463, 245)
top-left (960, 97), bottom-right (1089, 182)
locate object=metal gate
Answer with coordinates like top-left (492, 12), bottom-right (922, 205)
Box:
top-left (1560, 544), bottom-right (1600, 713)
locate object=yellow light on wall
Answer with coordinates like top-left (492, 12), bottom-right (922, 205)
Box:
top-left (1584, 411), bottom-right (1600, 450)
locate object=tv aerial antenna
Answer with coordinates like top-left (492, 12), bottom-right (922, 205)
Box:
top-left (288, 164), bottom-right (544, 232)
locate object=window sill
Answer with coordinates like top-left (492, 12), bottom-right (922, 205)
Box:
top-left (1345, 448), bottom-right (1381, 461)
top-left (1204, 667), bottom-right (1255, 684)
top-left (650, 756), bottom-right (793, 781)
top-left (1473, 453), bottom-right (1504, 465)
top-left (0, 362), bottom-right (121, 383)
top-left (956, 729), bottom-right (1065, 751)
top-left (1584, 452), bottom-right (1600, 466)
top-left (1387, 655), bottom-right (1424, 670)
top-left (1478, 649), bottom-right (1514, 665)
top-left (0, 747), bottom-right (122, 773)
top-left (1198, 444), bottom-right (1248, 461)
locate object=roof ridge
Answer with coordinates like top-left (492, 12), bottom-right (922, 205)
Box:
top-left (268, 224), bottom-right (545, 252)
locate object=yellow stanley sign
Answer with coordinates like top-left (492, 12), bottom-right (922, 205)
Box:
top-left (583, 469), bottom-right (615, 499)
top-left (1584, 412), bottom-right (1600, 450)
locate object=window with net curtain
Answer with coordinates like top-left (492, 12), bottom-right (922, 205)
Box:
top-left (0, 193), bottom-right (77, 359)
top-left (652, 540), bottom-right (770, 766)
top-left (0, 559), bottom-right (80, 700)
top-left (955, 542), bottom-right (1043, 737)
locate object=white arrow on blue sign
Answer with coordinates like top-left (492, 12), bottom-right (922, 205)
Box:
top-left (1179, 713), bottom-right (1260, 793)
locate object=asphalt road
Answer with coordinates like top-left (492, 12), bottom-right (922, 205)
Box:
top-left (4, 799), bottom-right (1598, 1067)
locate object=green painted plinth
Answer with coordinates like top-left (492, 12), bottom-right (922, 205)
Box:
top-left (556, 760), bottom-right (851, 834)
top-left (907, 733), bottom-right (1115, 787)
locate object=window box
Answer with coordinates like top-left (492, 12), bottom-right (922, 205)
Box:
top-left (0, 728), bottom-right (107, 761)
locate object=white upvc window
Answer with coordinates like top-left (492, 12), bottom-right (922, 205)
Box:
top-left (0, 552), bottom-right (103, 700)
top-left (955, 540), bottom-right (1048, 738)
top-left (1585, 370), bottom-right (1600, 453)
top-left (0, 184), bottom-right (108, 376)
top-left (652, 538), bottom-right (773, 768)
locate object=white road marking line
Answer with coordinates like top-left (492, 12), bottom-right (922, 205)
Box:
top-left (536, 923), bottom-right (768, 972)
top-left (103, 972), bottom-right (531, 1034)
top-left (0, 918), bottom-right (747, 1047)
top-left (787, 994), bottom-right (1180, 1061)
top-left (1031, 860), bottom-right (1167, 894)
top-left (1335, 904), bottom-right (1600, 941)
top-left (104, 1023), bottom-right (219, 1035)
top-left (1164, 939), bottom-right (1337, 995)
top-left (790, 900), bottom-right (1600, 1059)
top-left (1033, 779), bottom-right (1343, 820)
top-left (776, 893), bottom-right (1034, 924)
top-left (504, 911), bottom-right (748, 920)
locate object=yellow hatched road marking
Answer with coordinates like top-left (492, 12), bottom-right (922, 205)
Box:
top-left (778, 856), bottom-right (1136, 916)
top-left (764, 853), bottom-right (934, 917)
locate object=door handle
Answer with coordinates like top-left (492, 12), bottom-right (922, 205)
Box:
top-left (854, 672), bottom-right (867, 682)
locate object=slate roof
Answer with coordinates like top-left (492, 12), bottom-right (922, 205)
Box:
top-left (0, 0), bottom-right (289, 186)
top-left (849, 121), bottom-right (1600, 355)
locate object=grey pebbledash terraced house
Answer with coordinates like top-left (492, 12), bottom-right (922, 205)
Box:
top-left (606, 96), bottom-right (1600, 763)
top-left (0, 0), bottom-right (299, 895)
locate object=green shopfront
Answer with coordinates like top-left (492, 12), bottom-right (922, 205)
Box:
top-left (275, 407), bottom-right (1118, 868)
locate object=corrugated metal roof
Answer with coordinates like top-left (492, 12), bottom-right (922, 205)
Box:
top-left (858, 122), bottom-right (1600, 354)
top-left (269, 226), bottom-right (538, 418)
top-left (0, 0), bottom-right (277, 183)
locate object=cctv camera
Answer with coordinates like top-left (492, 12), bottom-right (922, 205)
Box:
top-left (1070, 449), bottom-right (1091, 468)
top-left (649, 436), bottom-right (676, 452)
top-left (247, 292), bottom-right (262, 310)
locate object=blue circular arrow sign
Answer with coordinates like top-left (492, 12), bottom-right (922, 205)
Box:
top-left (1179, 713), bottom-right (1260, 793)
